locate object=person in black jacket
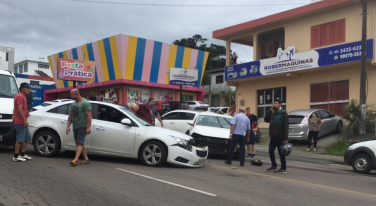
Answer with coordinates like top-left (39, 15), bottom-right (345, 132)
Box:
top-left (264, 99), bottom-right (289, 174)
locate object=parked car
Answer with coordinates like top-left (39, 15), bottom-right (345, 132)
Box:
top-left (28, 100), bottom-right (208, 167)
top-left (288, 109), bottom-right (343, 141)
top-left (168, 101), bottom-right (189, 111)
top-left (207, 107), bottom-right (229, 114)
top-left (186, 101), bottom-right (209, 110)
top-left (344, 140), bottom-right (376, 174)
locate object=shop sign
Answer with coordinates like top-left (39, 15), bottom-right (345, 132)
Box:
top-left (225, 39), bottom-right (374, 81)
top-left (57, 58), bottom-right (96, 82)
top-left (127, 87), bottom-right (150, 105)
top-left (29, 84), bottom-right (43, 107)
top-left (169, 68), bottom-right (198, 86)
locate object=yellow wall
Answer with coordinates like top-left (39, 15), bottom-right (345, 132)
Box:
top-left (227, 2), bottom-right (376, 61)
top-left (235, 63), bottom-right (376, 114)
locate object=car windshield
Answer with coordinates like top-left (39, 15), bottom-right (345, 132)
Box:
top-left (119, 106), bottom-right (150, 126)
top-left (196, 115), bottom-right (232, 129)
top-left (197, 101), bottom-right (205, 104)
top-left (0, 74), bottom-right (18, 98)
top-left (288, 115), bottom-right (305, 124)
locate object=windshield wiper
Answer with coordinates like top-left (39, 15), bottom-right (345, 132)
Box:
top-left (0, 93), bottom-right (13, 98)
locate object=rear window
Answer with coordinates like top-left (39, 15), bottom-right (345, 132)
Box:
top-left (288, 115), bottom-right (305, 124)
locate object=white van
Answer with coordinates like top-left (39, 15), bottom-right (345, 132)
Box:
top-left (0, 70), bottom-right (18, 146)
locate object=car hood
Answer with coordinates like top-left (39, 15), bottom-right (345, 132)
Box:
top-left (148, 126), bottom-right (192, 141)
top-left (351, 140), bottom-right (376, 149)
top-left (0, 98), bottom-right (14, 114)
top-left (192, 125), bottom-right (230, 139)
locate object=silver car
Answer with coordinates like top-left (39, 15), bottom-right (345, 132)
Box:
top-left (288, 109), bottom-right (343, 141)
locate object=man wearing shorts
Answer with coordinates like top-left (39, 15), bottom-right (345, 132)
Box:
top-left (12, 83), bottom-right (32, 162)
top-left (245, 107), bottom-right (259, 159)
top-left (66, 89), bottom-right (92, 166)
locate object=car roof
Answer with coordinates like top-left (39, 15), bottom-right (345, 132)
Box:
top-left (198, 112), bottom-right (233, 118)
top-left (167, 110), bottom-right (201, 114)
top-left (288, 109), bottom-right (322, 115)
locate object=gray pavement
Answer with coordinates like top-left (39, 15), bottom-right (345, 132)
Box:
top-left (0, 146), bottom-right (376, 206)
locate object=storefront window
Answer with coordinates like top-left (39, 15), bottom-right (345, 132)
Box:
top-left (128, 87), bottom-right (150, 105)
top-left (257, 87), bottom-right (286, 119)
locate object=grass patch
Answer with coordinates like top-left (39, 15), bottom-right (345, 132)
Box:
top-left (324, 140), bottom-right (351, 156)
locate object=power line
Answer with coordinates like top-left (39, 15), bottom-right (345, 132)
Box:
top-left (54, 0), bottom-right (313, 7)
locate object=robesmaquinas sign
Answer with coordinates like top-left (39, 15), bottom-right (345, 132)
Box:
top-left (225, 39), bottom-right (374, 81)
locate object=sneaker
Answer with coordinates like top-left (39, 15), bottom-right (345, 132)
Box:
top-left (267, 166), bottom-right (277, 172)
top-left (246, 153), bottom-right (252, 158)
top-left (21, 154), bottom-right (32, 160)
top-left (276, 168), bottom-right (287, 174)
top-left (70, 160), bottom-right (78, 166)
top-left (80, 159), bottom-right (90, 165)
top-left (250, 154), bottom-right (256, 159)
top-left (13, 156), bottom-right (26, 162)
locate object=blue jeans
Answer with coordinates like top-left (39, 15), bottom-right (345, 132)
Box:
top-left (227, 134), bottom-right (246, 164)
top-left (269, 138), bottom-right (286, 170)
top-left (14, 124), bottom-right (31, 143)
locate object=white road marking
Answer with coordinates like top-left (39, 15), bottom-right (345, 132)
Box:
top-left (116, 168), bottom-right (217, 197)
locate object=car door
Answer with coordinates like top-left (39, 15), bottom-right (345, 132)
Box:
top-left (55, 103), bottom-right (94, 149)
top-left (91, 104), bottom-right (136, 155)
top-left (174, 112), bottom-right (197, 133)
top-left (160, 111), bottom-right (180, 130)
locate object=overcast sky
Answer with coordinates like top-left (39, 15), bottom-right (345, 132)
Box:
top-left (0, 0), bottom-right (312, 63)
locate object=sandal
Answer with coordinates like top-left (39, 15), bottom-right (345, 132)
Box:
top-left (306, 148), bottom-right (310, 152)
top-left (80, 159), bottom-right (90, 165)
top-left (70, 160), bottom-right (78, 166)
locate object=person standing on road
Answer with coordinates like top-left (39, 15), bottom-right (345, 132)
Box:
top-left (12, 83), bottom-right (32, 162)
top-left (66, 89), bottom-right (92, 166)
top-left (307, 112), bottom-right (324, 152)
top-left (245, 107), bottom-right (259, 159)
top-left (147, 98), bottom-right (163, 127)
top-left (224, 108), bottom-right (251, 167)
top-left (264, 99), bottom-right (289, 174)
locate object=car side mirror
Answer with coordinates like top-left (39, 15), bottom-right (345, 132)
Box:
top-left (121, 118), bottom-right (132, 126)
top-left (188, 121), bottom-right (194, 126)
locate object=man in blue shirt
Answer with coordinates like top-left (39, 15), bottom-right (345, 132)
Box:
top-left (147, 98), bottom-right (163, 127)
top-left (225, 108), bottom-right (251, 166)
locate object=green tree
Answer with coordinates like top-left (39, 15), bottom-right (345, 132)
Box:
top-left (173, 34), bottom-right (227, 86)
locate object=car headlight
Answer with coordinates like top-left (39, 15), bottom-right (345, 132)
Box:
top-left (348, 145), bottom-right (355, 150)
top-left (172, 136), bottom-right (190, 148)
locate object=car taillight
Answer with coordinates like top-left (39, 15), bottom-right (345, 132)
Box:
top-left (301, 114), bottom-right (309, 124)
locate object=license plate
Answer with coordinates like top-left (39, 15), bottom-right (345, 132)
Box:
top-left (0, 135), bottom-right (2, 141)
top-left (198, 159), bottom-right (205, 165)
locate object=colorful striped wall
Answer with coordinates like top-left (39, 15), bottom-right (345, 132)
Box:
top-left (48, 34), bottom-right (209, 89)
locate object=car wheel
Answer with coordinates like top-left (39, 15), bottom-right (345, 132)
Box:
top-left (33, 131), bottom-right (61, 157)
top-left (335, 121), bottom-right (343, 134)
top-left (352, 153), bottom-right (372, 174)
top-left (140, 141), bottom-right (167, 167)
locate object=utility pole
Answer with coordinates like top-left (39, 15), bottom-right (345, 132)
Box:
top-left (359, 0), bottom-right (367, 135)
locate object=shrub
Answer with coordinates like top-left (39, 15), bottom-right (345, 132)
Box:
top-left (342, 100), bottom-right (376, 137)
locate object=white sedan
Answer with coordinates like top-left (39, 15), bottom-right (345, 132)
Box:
top-left (28, 101), bottom-right (208, 167)
top-left (156, 111), bottom-right (238, 156)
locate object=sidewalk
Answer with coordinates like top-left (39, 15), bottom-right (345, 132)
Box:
top-left (256, 145), bottom-right (345, 165)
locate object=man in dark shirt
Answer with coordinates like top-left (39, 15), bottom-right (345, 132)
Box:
top-left (130, 103), bottom-right (153, 124)
top-left (245, 107), bottom-right (259, 159)
top-left (147, 98), bottom-right (163, 127)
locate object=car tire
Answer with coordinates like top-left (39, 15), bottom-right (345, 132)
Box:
top-left (33, 131), bottom-right (61, 157)
top-left (352, 153), bottom-right (373, 174)
top-left (140, 141), bottom-right (167, 167)
top-left (335, 121), bottom-right (343, 134)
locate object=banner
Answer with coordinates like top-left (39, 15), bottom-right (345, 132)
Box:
top-left (169, 68), bottom-right (198, 86)
top-left (127, 87), bottom-right (150, 105)
top-left (99, 88), bottom-right (120, 104)
top-left (154, 90), bottom-right (174, 102)
top-left (225, 39), bottom-right (374, 81)
top-left (57, 58), bottom-right (96, 82)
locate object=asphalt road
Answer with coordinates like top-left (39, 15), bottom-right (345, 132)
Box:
top-left (0, 146), bottom-right (375, 206)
